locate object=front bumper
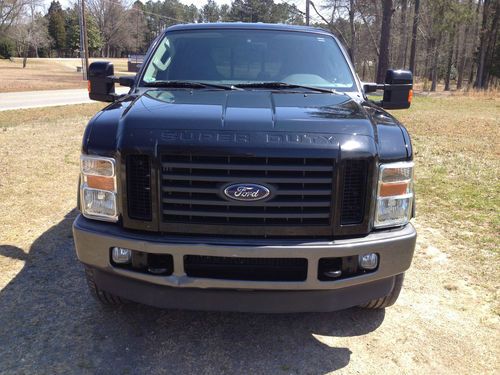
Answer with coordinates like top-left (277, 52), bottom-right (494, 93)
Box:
top-left (73, 215), bottom-right (416, 312)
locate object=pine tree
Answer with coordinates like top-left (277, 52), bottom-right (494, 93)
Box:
top-left (47, 0), bottom-right (66, 57)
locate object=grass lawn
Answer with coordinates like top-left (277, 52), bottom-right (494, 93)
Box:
top-left (396, 94), bottom-right (499, 292)
top-left (0, 58), bottom-right (130, 93)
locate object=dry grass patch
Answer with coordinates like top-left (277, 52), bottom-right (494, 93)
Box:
top-left (0, 103), bottom-right (103, 287)
top-left (0, 58), bottom-right (130, 92)
top-left (395, 95), bottom-right (500, 294)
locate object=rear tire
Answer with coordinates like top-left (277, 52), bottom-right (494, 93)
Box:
top-left (84, 266), bottom-right (127, 306)
top-left (359, 273), bottom-right (405, 309)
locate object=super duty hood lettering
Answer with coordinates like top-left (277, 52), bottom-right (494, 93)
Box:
top-left (161, 130), bottom-right (336, 145)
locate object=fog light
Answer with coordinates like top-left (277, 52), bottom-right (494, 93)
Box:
top-left (112, 247), bottom-right (132, 264)
top-left (359, 253), bottom-right (378, 270)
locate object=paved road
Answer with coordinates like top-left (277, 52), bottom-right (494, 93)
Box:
top-left (0, 88), bottom-right (129, 111)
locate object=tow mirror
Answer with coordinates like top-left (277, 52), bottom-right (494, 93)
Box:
top-left (381, 70), bottom-right (413, 109)
top-left (88, 61), bottom-right (117, 102)
top-left (363, 69), bottom-right (413, 110)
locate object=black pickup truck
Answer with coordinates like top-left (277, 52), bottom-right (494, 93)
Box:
top-left (73, 23), bottom-right (416, 313)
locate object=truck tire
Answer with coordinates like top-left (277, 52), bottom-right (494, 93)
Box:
top-left (360, 273), bottom-right (405, 309)
top-left (84, 266), bottom-right (127, 305)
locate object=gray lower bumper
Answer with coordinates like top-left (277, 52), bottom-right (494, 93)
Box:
top-left (73, 215), bottom-right (416, 311)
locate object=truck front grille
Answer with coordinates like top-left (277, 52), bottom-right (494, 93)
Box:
top-left (340, 160), bottom-right (368, 225)
top-left (160, 154), bottom-right (334, 235)
top-left (126, 155), bottom-right (152, 220)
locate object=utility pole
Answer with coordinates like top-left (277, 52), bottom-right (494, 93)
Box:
top-left (305, 0), bottom-right (310, 25)
top-left (81, 0), bottom-right (89, 80)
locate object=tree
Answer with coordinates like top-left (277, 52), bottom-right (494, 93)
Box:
top-left (201, 0), bottom-right (220, 22)
top-left (129, 1), bottom-right (148, 53)
top-left (456, 0), bottom-right (474, 89)
top-left (475, 0), bottom-right (500, 88)
top-left (9, 0), bottom-right (50, 66)
top-left (47, 0), bottom-right (66, 56)
top-left (408, 0), bottom-right (419, 74)
top-left (0, 0), bottom-right (30, 33)
top-left (65, 5), bottom-right (102, 57)
top-left (376, 0), bottom-right (393, 83)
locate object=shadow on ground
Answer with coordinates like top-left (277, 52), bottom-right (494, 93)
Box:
top-left (0, 210), bottom-right (385, 374)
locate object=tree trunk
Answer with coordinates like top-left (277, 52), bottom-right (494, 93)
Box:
top-left (482, 0), bottom-right (499, 89)
top-left (409, 0), bottom-right (420, 74)
top-left (349, 0), bottom-right (356, 67)
top-left (397, 0), bottom-right (408, 68)
top-left (444, 25), bottom-right (456, 91)
top-left (475, 0), bottom-right (491, 88)
top-left (457, 25), bottom-right (469, 89)
top-left (430, 32), bottom-right (443, 91)
top-left (22, 46), bottom-right (28, 68)
top-left (376, 0), bottom-right (393, 83)
top-left (424, 37), bottom-right (433, 81)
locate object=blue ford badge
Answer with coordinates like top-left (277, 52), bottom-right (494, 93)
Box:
top-left (224, 183), bottom-right (271, 201)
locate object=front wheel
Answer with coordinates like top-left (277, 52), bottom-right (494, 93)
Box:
top-left (359, 273), bottom-right (405, 309)
top-left (84, 266), bottom-right (127, 306)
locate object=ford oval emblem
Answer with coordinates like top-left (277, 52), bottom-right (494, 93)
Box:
top-left (223, 183), bottom-right (271, 201)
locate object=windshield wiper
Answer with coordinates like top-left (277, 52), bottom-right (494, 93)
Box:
top-left (143, 80), bottom-right (239, 90)
top-left (234, 82), bottom-right (339, 94)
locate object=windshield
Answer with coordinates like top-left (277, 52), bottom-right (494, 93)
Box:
top-left (141, 29), bottom-right (357, 92)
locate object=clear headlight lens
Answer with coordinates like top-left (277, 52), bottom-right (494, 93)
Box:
top-left (80, 155), bottom-right (118, 222)
top-left (81, 157), bottom-right (114, 177)
top-left (374, 161), bottom-right (414, 228)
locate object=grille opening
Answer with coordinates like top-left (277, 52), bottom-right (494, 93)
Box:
top-left (340, 160), bottom-right (368, 225)
top-left (184, 255), bottom-right (308, 281)
top-left (160, 154), bottom-right (335, 233)
top-left (127, 155), bottom-right (152, 221)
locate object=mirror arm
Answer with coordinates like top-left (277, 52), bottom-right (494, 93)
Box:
top-left (106, 75), bottom-right (135, 88)
top-left (363, 82), bottom-right (386, 93)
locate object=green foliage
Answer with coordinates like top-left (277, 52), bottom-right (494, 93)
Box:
top-left (47, 1), bottom-right (67, 53)
top-left (228, 0), bottom-right (301, 23)
top-left (64, 5), bottom-right (102, 56)
top-left (0, 37), bottom-right (14, 59)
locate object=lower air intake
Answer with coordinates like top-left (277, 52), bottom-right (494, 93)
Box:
top-left (184, 255), bottom-right (308, 281)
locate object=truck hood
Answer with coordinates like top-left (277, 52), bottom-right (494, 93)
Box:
top-left (121, 89), bottom-right (375, 136)
top-left (85, 89), bottom-right (410, 161)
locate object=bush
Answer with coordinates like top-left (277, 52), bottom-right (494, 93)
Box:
top-left (0, 38), bottom-right (15, 59)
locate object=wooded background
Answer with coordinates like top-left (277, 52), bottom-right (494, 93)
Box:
top-left (0, 0), bottom-right (499, 90)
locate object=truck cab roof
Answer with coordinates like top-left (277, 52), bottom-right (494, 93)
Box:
top-left (165, 22), bottom-right (331, 36)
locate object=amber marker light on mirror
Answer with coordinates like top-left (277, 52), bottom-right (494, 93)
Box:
top-left (408, 89), bottom-right (413, 104)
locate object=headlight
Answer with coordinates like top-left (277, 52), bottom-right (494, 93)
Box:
top-left (374, 161), bottom-right (414, 228)
top-left (80, 155), bottom-right (118, 222)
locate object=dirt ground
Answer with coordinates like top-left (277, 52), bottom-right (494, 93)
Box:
top-left (0, 96), bottom-right (498, 374)
top-left (0, 58), bottom-right (130, 93)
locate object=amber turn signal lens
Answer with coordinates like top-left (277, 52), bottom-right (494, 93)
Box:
top-left (379, 182), bottom-right (409, 197)
top-left (87, 175), bottom-right (114, 191)
top-left (87, 80), bottom-right (91, 93)
top-left (408, 89), bottom-right (413, 104)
